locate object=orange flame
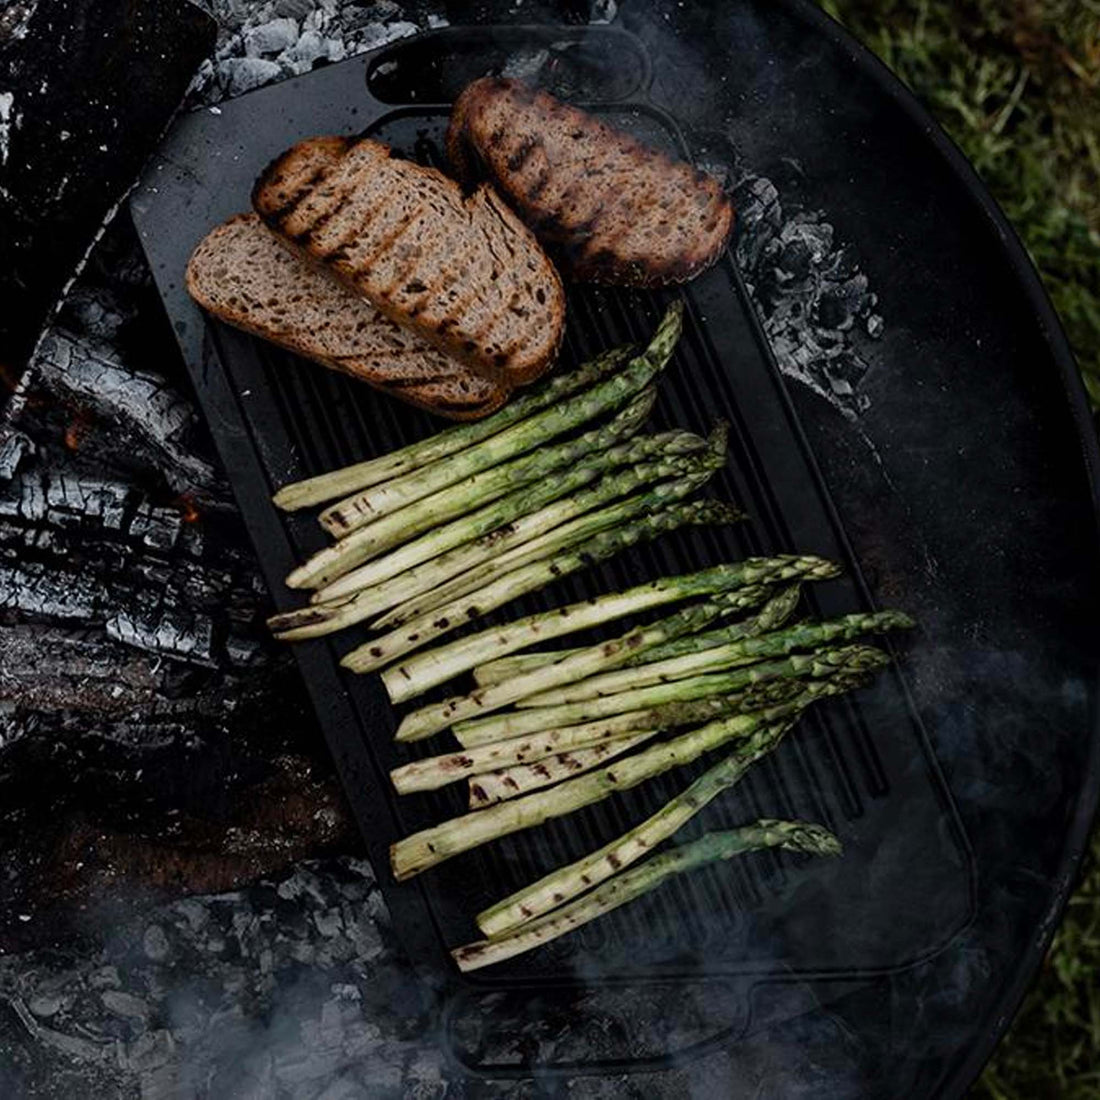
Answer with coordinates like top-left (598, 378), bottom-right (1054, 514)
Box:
top-left (173, 493), bottom-right (201, 524)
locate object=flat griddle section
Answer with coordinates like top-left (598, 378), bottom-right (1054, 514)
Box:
top-left (133, 46), bottom-right (973, 996)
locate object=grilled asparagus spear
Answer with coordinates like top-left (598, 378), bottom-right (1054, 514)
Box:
top-left (454, 821), bottom-right (841, 971)
top-left (342, 500), bottom-right (744, 677)
top-left (390, 664), bottom-right (880, 880)
top-left (272, 345), bottom-right (634, 511)
top-left (380, 557), bottom-right (837, 700)
top-left (318, 304), bottom-right (683, 536)
top-left (285, 385), bottom-right (657, 591)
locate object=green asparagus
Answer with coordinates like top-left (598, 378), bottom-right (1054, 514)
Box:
top-left (392, 600), bottom-right (734, 740)
top-left (370, 423), bottom-right (730, 631)
top-left (471, 585), bottom-right (799, 688)
top-left (318, 305), bottom-right (683, 537)
top-left (389, 677), bottom-right (811, 796)
top-left (468, 732), bottom-right (660, 809)
top-left (379, 557), bottom-right (837, 701)
top-left (268, 431), bottom-right (705, 640)
top-left (516, 610), bottom-right (915, 708)
top-left (390, 672), bottom-right (867, 880)
top-left (452, 644), bottom-right (887, 747)
top-left (341, 500), bottom-right (744, 676)
top-left (271, 345), bottom-right (636, 511)
top-left (455, 821), bottom-right (841, 971)
top-left (286, 385), bottom-right (657, 591)
top-left (477, 720), bottom-right (802, 935)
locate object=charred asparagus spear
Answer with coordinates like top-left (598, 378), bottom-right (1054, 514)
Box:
top-left (318, 304), bottom-right (683, 536)
top-left (342, 500), bottom-right (745, 676)
top-left (454, 821), bottom-right (841, 972)
top-left (451, 644), bottom-right (881, 748)
top-left (379, 557), bottom-right (837, 700)
top-left (515, 610), bottom-right (915, 708)
top-left (468, 732), bottom-right (661, 809)
top-left (389, 677), bottom-right (810, 796)
top-left (285, 386), bottom-right (657, 591)
top-left (471, 585), bottom-right (801, 688)
top-left (476, 719), bottom-right (807, 935)
top-left (390, 663), bottom-right (881, 880)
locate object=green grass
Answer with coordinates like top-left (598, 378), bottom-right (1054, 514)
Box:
top-left (818, 2), bottom-right (1100, 1095)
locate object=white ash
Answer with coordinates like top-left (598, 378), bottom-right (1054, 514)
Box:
top-left (0, 859), bottom-right (448, 1099)
top-left (189, 0), bottom-right (433, 102)
top-left (735, 174), bottom-right (883, 419)
top-left (0, 91), bottom-right (14, 167)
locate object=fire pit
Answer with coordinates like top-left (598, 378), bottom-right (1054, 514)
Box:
top-left (1, 1), bottom-right (1098, 1097)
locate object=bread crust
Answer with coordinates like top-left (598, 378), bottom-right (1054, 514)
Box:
top-left (253, 136), bottom-right (565, 387)
top-left (446, 78), bottom-right (735, 288)
top-left (186, 214), bottom-right (508, 421)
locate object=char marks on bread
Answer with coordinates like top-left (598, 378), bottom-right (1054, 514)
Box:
top-left (446, 78), bottom-right (735, 287)
top-left (252, 136), bottom-right (566, 387)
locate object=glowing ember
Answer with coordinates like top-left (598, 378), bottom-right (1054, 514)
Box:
top-left (173, 492), bottom-right (201, 523)
top-left (63, 408), bottom-right (94, 451)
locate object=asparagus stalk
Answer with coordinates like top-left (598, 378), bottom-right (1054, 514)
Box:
top-left (468, 732), bottom-right (660, 809)
top-left (516, 610), bottom-right (915, 708)
top-left (268, 431), bottom-right (704, 640)
top-left (312, 428), bottom-right (706, 606)
top-left (471, 585), bottom-right (799, 689)
top-left (318, 304), bottom-right (683, 537)
top-left (370, 423), bottom-right (730, 631)
top-left (285, 386), bottom-right (657, 591)
top-left (272, 346), bottom-right (633, 511)
top-left (454, 821), bottom-right (841, 971)
top-left (390, 671), bottom-right (869, 880)
top-left (378, 557), bottom-right (837, 701)
top-left (476, 722), bottom-right (802, 936)
top-left (389, 677), bottom-right (810, 796)
top-left (341, 500), bottom-right (745, 676)
top-left (392, 600), bottom-right (734, 740)
top-left (452, 644), bottom-right (884, 747)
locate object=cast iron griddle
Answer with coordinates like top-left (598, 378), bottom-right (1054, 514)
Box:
top-left (132, 4), bottom-right (1100, 1096)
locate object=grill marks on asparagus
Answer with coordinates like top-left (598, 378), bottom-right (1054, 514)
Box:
top-left (268, 306), bottom-right (914, 970)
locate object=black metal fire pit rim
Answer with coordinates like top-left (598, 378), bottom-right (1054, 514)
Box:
top-left (776, 2), bottom-right (1100, 1096)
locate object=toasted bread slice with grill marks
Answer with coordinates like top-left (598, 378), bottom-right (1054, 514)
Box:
top-left (185, 214), bottom-right (508, 420)
top-left (252, 136), bottom-right (565, 387)
top-left (446, 78), bottom-right (735, 287)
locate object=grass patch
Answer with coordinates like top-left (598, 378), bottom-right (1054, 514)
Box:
top-left (818, 2), bottom-right (1100, 1095)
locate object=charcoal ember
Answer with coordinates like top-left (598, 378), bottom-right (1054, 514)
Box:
top-left (29, 328), bottom-right (218, 495)
top-left (0, 856), bottom-right (445, 1097)
top-left (243, 16), bottom-right (300, 54)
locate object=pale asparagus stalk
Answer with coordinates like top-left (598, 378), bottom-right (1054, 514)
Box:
top-left (341, 500), bottom-right (744, 676)
top-left (272, 346), bottom-right (633, 511)
top-left (379, 557), bottom-right (837, 701)
top-left (268, 430), bottom-right (703, 640)
top-left (515, 610), bottom-right (915, 708)
top-left (468, 732), bottom-right (660, 809)
top-left (392, 600), bottom-right (731, 741)
top-left (285, 386), bottom-right (657, 591)
top-left (451, 645), bottom-right (878, 748)
top-left (389, 670), bottom-right (876, 880)
top-left (389, 676), bottom-right (811, 796)
top-left (312, 428), bottom-right (705, 605)
top-left (318, 304), bottom-right (683, 537)
top-left (476, 721), bottom-right (803, 936)
top-left (471, 585), bottom-right (800, 688)
top-left (454, 821), bottom-right (841, 971)
top-left (369, 423), bottom-right (730, 631)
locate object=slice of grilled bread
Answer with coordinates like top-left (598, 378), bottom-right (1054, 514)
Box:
top-left (252, 136), bottom-right (565, 386)
top-left (446, 78), bottom-right (735, 287)
top-left (186, 214), bottom-right (508, 420)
